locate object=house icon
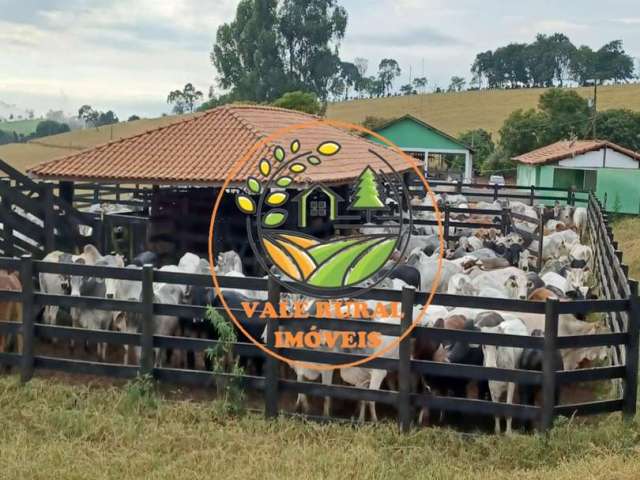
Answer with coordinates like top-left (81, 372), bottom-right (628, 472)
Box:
top-left (291, 184), bottom-right (344, 228)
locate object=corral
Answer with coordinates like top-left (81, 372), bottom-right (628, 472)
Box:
top-left (0, 106), bottom-right (638, 434)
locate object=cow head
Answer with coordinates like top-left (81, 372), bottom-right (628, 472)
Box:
top-left (518, 249), bottom-right (531, 272)
top-left (504, 274), bottom-right (527, 300)
top-left (112, 311), bottom-right (128, 333)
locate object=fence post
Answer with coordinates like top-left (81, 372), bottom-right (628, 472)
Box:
top-left (398, 286), bottom-right (415, 432)
top-left (19, 255), bottom-right (35, 383)
top-left (493, 183), bottom-right (499, 202)
top-left (540, 298), bottom-right (559, 432)
top-left (537, 207), bottom-right (544, 272)
top-left (622, 280), bottom-right (639, 420)
top-left (501, 207), bottom-right (510, 235)
top-left (443, 202), bottom-right (450, 246)
top-left (264, 276), bottom-right (281, 419)
top-left (530, 185), bottom-right (535, 206)
top-left (43, 183), bottom-right (55, 253)
top-left (140, 264), bottom-right (154, 376)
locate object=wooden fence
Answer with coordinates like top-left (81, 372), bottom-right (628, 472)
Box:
top-left (0, 240), bottom-right (638, 432)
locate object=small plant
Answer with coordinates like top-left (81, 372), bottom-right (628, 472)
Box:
top-left (205, 306), bottom-right (246, 416)
top-left (122, 373), bottom-right (157, 412)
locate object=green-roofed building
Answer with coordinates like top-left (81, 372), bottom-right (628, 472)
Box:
top-left (365, 114), bottom-right (474, 182)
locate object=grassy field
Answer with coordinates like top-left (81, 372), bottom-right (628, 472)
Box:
top-left (1, 375), bottom-right (639, 480)
top-left (0, 118), bottom-right (40, 136)
top-left (0, 114), bottom-right (188, 172)
top-left (326, 84), bottom-right (640, 138)
top-left (613, 217), bottom-right (640, 280)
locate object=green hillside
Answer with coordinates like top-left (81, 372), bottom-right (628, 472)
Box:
top-left (0, 118), bottom-right (40, 136)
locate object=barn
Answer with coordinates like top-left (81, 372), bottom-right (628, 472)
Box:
top-left (364, 115), bottom-right (474, 182)
top-left (26, 105), bottom-right (415, 270)
top-left (514, 140), bottom-right (640, 214)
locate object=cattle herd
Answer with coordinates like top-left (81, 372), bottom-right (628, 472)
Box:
top-left (0, 193), bottom-right (608, 434)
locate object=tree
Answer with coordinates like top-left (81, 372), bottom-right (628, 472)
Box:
top-left (78, 105), bottom-right (99, 127)
top-left (278, 0), bottom-right (348, 100)
top-left (413, 76), bottom-right (427, 93)
top-left (338, 61), bottom-right (360, 99)
top-left (448, 76), bottom-right (466, 92)
top-left (400, 84), bottom-right (416, 95)
top-left (457, 129), bottom-right (495, 172)
top-left (353, 57), bottom-right (368, 96)
top-left (31, 120), bottom-right (70, 138)
top-left (167, 83), bottom-right (203, 114)
top-left (211, 0), bottom-right (286, 102)
top-left (537, 88), bottom-right (590, 143)
top-left (594, 109), bottom-right (640, 150)
top-left (350, 167), bottom-right (385, 209)
top-left (272, 91), bottom-right (322, 115)
top-left (78, 105), bottom-right (119, 127)
top-left (377, 58), bottom-right (401, 95)
top-left (498, 109), bottom-right (546, 156)
top-left (595, 40), bottom-right (634, 84)
top-left (127, 115), bottom-right (140, 122)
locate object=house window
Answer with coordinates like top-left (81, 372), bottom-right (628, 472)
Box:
top-left (310, 200), bottom-right (327, 217)
top-left (553, 168), bottom-right (597, 192)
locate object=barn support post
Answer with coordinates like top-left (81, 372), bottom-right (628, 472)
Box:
top-left (140, 264), bottom-right (155, 377)
top-left (529, 185), bottom-right (535, 206)
top-left (398, 286), bottom-right (415, 432)
top-left (19, 254), bottom-right (35, 383)
top-left (1, 179), bottom-right (14, 258)
top-left (537, 207), bottom-right (544, 272)
top-left (443, 202), bottom-right (450, 246)
top-left (540, 298), bottom-right (559, 432)
top-left (264, 276), bottom-right (281, 419)
top-left (622, 280), bottom-right (639, 420)
top-left (43, 182), bottom-right (55, 253)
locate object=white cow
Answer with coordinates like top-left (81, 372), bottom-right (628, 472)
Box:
top-left (481, 318), bottom-right (528, 434)
top-left (407, 250), bottom-right (463, 292)
top-left (471, 267), bottom-right (528, 300)
top-left (573, 207), bottom-right (588, 239)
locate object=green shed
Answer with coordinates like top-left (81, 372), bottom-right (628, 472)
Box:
top-left (365, 115), bottom-right (474, 182)
top-left (514, 140), bottom-right (640, 214)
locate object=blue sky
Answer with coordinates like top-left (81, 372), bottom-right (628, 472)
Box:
top-left (1, 0), bottom-right (638, 118)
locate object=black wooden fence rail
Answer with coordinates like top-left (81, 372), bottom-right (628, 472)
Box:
top-left (0, 253), bottom-right (638, 432)
top-left (586, 192), bottom-right (636, 399)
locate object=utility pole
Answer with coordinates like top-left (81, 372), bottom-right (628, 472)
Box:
top-left (587, 78), bottom-right (598, 139)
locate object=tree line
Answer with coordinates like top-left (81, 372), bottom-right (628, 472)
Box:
top-left (471, 34), bottom-right (635, 89)
top-left (457, 89), bottom-right (640, 176)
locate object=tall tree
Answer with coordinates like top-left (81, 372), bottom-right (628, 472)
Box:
top-left (413, 76), bottom-right (427, 93)
top-left (212, 0), bottom-right (286, 102)
top-left (353, 57), bottom-right (368, 96)
top-left (377, 58), bottom-right (401, 95)
top-left (279, 0), bottom-right (348, 100)
top-left (448, 76), bottom-right (466, 92)
top-left (338, 61), bottom-right (360, 100)
top-left (457, 129), bottom-right (495, 171)
top-left (167, 83), bottom-right (203, 114)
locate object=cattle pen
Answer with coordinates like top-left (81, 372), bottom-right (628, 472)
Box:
top-left (0, 180), bottom-right (638, 433)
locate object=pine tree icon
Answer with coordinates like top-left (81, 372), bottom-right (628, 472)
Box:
top-left (350, 166), bottom-right (385, 210)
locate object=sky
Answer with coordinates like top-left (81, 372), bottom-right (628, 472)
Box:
top-left (1, 0), bottom-right (639, 119)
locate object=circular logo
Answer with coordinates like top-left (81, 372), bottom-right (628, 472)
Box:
top-left (209, 120), bottom-right (444, 370)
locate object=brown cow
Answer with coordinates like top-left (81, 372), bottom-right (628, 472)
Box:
top-left (0, 270), bottom-right (22, 354)
top-left (528, 287), bottom-right (560, 302)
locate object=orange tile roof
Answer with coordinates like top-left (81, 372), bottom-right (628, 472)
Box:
top-left (512, 140), bottom-right (640, 165)
top-left (28, 105), bottom-right (416, 186)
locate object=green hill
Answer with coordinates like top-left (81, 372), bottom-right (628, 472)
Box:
top-left (0, 118), bottom-right (40, 136)
top-left (326, 84), bottom-right (640, 138)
